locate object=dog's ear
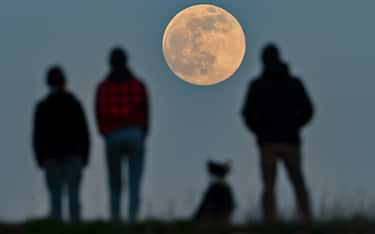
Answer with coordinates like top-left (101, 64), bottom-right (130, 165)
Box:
top-left (225, 160), bottom-right (232, 171)
top-left (207, 159), bottom-right (214, 172)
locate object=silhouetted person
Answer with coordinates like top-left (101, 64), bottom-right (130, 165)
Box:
top-left (96, 48), bottom-right (149, 223)
top-left (33, 66), bottom-right (90, 222)
top-left (242, 44), bottom-right (314, 223)
top-left (193, 160), bottom-right (235, 223)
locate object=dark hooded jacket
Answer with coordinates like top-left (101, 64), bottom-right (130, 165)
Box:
top-left (242, 63), bottom-right (314, 145)
top-left (33, 91), bottom-right (90, 167)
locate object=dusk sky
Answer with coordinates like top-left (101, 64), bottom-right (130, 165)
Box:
top-left (1, 1), bottom-right (375, 221)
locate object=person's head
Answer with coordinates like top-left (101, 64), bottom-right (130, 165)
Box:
top-left (207, 160), bottom-right (231, 181)
top-left (262, 43), bottom-right (281, 67)
top-left (46, 66), bottom-right (66, 92)
top-left (109, 47), bottom-right (128, 70)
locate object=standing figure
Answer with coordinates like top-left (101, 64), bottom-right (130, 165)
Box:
top-left (33, 66), bottom-right (90, 222)
top-left (96, 48), bottom-right (149, 223)
top-left (193, 160), bottom-right (235, 223)
top-left (242, 44), bottom-right (314, 222)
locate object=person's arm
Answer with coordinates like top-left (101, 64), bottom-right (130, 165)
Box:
top-left (32, 104), bottom-right (44, 168)
top-left (295, 79), bottom-right (314, 128)
top-left (141, 83), bottom-right (150, 137)
top-left (227, 187), bottom-right (236, 215)
top-left (75, 100), bottom-right (90, 167)
top-left (241, 82), bottom-right (262, 134)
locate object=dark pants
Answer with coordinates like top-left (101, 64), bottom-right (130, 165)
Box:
top-left (260, 144), bottom-right (311, 222)
top-left (44, 157), bottom-right (82, 222)
top-left (105, 127), bottom-right (145, 223)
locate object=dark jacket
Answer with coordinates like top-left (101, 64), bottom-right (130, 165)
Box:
top-left (193, 182), bottom-right (235, 223)
top-left (33, 91), bottom-right (90, 167)
top-left (242, 65), bottom-right (313, 145)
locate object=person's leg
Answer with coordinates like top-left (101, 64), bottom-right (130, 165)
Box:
top-left (260, 144), bottom-right (278, 223)
top-left (281, 145), bottom-right (312, 221)
top-left (65, 157), bottom-right (83, 223)
top-left (44, 159), bottom-right (63, 221)
top-left (105, 136), bottom-right (124, 222)
top-left (127, 128), bottom-right (145, 223)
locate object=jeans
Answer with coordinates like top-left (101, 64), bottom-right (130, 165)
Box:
top-left (105, 127), bottom-right (145, 222)
top-left (260, 144), bottom-right (311, 222)
top-left (44, 156), bottom-right (82, 222)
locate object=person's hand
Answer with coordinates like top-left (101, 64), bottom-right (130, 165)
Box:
top-left (143, 128), bottom-right (149, 139)
top-left (81, 158), bottom-right (88, 169)
top-left (38, 161), bottom-right (45, 169)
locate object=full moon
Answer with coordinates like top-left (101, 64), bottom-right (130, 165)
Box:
top-left (162, 4), bottom-right (246, 86)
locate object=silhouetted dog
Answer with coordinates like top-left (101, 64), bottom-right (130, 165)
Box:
top-left (193, 160), bottom-right (235, 223)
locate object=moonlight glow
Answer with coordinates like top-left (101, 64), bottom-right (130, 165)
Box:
top-left (162, 4), bottom-right (246, 86)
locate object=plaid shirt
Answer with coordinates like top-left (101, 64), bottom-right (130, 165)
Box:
top-left (96, 77), bottom-right (149, 135)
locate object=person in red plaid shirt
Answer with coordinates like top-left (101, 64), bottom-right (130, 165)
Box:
top-left (96, 48), bottom-right (149, 223)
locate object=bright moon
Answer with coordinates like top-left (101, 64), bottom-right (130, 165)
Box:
top-left (162, 4), bottom-right (246, 86)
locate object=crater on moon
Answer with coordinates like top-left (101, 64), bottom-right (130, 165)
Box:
top-left (163, 4), bottom-right (246, 86)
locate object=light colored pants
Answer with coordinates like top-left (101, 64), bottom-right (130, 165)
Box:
top-left (44, 157), bottom-right (82, 222)
top-left (105, 127), bottom-right (145, 223)
top-left (260, 144), bottom-right (311, 222)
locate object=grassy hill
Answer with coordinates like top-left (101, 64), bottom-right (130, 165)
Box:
top-left (1, 219), bottom-right (375, 234)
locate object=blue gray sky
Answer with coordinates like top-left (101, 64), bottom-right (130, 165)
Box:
top-left (1, 0), bottom-right (375, 221)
